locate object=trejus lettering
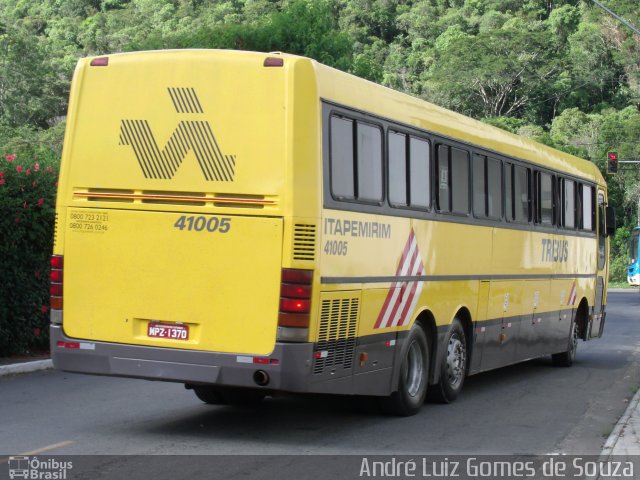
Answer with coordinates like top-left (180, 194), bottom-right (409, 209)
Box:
top-left (541, 239), bottom-right (569, 262)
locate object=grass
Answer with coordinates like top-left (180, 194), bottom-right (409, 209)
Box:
top-left (608, 281), bottom-right (639, 289)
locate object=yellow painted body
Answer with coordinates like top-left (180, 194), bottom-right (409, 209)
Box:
top-left (55, 50), bottom-right (607, 360)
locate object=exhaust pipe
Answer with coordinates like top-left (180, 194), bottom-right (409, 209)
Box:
top-left (253, 370), bottom-right (270, 386)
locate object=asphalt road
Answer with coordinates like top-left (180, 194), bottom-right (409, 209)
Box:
top-left (1, 291), bottom-right (639, 459)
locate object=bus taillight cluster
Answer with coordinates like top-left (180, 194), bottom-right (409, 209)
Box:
top-left (277, 269), bottom-right (313, 342)
top-left (50, 255), bottom-right (64, 324)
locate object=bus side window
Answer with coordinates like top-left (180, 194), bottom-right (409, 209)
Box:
top-left (409, 137), bottom-right (430, 209)
top-left (581, 184), bottom-right (595, 231)
top-left (487, 157), bottom-right (502, 219)
top-left (473, 154), bottom-right (501, 219)
top-left (561, 179), bottom-right (576, 229)
top-left (388, 131), bottom-right (408, 206)
top-left (538, 171), bottom-right (554, 226)
top-left (513, 165), bottom-right (530, 223)
top-left (451, 147), bottom-right (470, 214)
top-left (356, 122), bottom-right (383, 202)
top-left (472, 154), bottom-right (486, 218)
top-left (330, 116), bottom-right (355, 200)
top-left (330, 115), bottom-right (383, 204)
top-left (437, 145), bottom-right (450, 212)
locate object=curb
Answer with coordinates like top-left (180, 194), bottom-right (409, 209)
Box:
top-left (0, 359), bottom-right (53, 377)
top-left (601, 384), bottom-right (640, 457)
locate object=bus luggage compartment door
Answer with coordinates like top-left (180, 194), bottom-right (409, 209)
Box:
top-left (62, 208), bottom-right (283, 355)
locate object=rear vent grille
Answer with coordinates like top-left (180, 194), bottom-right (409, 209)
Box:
top-left (313, 298), bottom-right (359, 375)
top-left (293, 224), bottom-right (316, 261)
top-left (73, 189), bottom-right (276, 208)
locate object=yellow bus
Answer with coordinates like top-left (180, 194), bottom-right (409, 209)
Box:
top-left (50, 50), bottom-right (616, 416)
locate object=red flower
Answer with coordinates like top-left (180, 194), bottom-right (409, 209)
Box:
top-left (37, 198), bottom-right (44, 206)
top-left (34, 162), bottom-right (40, 171)
top-left (0, 171), bottom-right (4, 178)
top-left (0, 179), bottom-right (5, 186)
top-left (5, 153), bottom-right (16, 162)
top-left (16, 165), bottom-right (22, 173)
top-left (40, 305), bottom-right (49, 314)
top-left (26, 168), bottom-right (31, 175)
top-left (34, 328), bottom-right (41, 337)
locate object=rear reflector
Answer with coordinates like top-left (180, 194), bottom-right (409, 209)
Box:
top-left (264, 57), bottom-right (284, 67)
top-left (90, 57), bottom-right (109, 66)
top-left (278, 312), bottom-right (310, 328)
top-left (50, 296), bottom-right (63, 310)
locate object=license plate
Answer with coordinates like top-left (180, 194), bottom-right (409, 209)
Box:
top-left (147, 322), bottom-right (189, 340)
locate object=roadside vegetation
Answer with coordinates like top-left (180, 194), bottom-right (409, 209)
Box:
top-left (1, 0), bottom-right (639, 355)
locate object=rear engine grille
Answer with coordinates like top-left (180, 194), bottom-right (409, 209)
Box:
top-left (293, 224), bottom-right (316, 261)
top-left (313, 297), bottom-right (359, 375)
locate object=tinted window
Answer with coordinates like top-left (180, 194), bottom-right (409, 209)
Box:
top-left (473, 155), bottom-right (502, 219)
top-left (473, 155), bottom-right (485, 217)
top-left (563, 179), bottom-right (575, 229)
top-left (330, 116), bottom-right (354, 199)
top-left (409, 137), bottom-right (430, 208)
top-left (513, 165), bottom-right (530, 223)
top-left (357, 123), bottom-right (383, 202)
top-left (539, 172), bottom-right (553, 225)
top-left (451, 148), bottom-right (469, 214)
top-left (505, 163), bottom-right (513, 221)
top-left (388, 132), bottom-right (407, 206)
top-left (487, 157), bottom-right (502, 219)
top-left (437, 145), bottom-right (450, 212)
top-left (582, 184), bottom-right (594, 231)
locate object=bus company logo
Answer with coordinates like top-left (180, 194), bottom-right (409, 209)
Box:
top-left (118, 87), bottom-right (236, 182)
top-left (8, 456), bottom-right (73, 479)
top-left (374, 230), bottom-right (425, 329)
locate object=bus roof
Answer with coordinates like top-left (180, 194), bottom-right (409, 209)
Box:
top-left (306, 57), bottom-right (604, 186)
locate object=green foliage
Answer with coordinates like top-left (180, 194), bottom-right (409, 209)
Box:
top-left (0, 141), bottom-right (60, 356)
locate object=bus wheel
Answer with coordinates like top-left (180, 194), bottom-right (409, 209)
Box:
top-left (192, 386), bottom-right (228, 405)
top-left (221, 387), bottom-right (266, 406)
top-left (552, 320), bottom-right (578, 367)
top-left (192, 386), bottom-right (265, 406)
top-left (428, 319), bottom-right (467, 404)
top-left (378, 323), bottom-right (429, 416)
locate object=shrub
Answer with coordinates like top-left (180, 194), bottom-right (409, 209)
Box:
top-left (0, 144), bottom-right (59, 356)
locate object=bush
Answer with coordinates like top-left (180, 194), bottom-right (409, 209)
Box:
top-left (0, 140), bottom-right (60, 357)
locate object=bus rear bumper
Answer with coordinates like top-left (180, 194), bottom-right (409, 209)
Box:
top-left (50, 325), bottom-right (314, 392)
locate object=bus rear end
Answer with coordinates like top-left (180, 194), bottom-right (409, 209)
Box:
top-left (51, 50), bottom-right (318, 395)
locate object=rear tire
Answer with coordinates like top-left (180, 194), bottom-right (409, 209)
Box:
top-left (552, 320), bottom-right (578, 367)
top-left (193, 386), bottom-right (228, 405)
top-left (428, 319), bottom-right (467, 404)
top-left (378, 323), bottom-right (429, 416)
top-left (193, 386), bottom-right (266, 406)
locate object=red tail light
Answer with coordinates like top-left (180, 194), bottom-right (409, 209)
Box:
top-left (278, 269), bottom-right (312, 330)
top-left (50, 255), bottom-right (63, 322)
top-left (90, 57), bottom-right (109, 66)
